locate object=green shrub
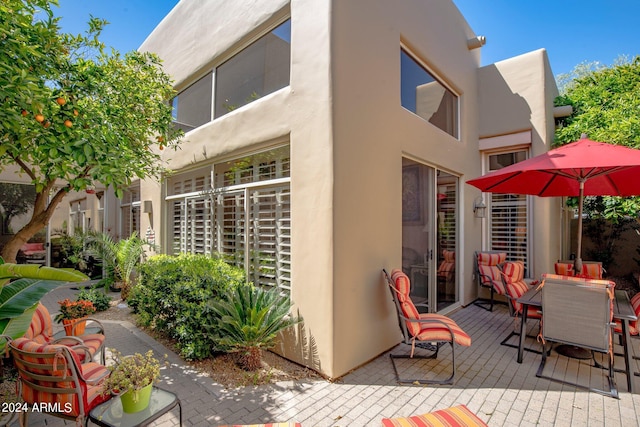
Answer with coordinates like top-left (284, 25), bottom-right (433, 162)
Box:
top-left (129, 253), bottom-right (246, 360)
top-left (76, 287), bottom-right (112, 312)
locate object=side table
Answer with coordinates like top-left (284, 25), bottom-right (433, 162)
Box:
top-left (89, 387), bottom-right (182, 427)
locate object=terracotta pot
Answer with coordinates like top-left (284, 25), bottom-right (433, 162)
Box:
top-left (62, 317), bottom-right (87, 336)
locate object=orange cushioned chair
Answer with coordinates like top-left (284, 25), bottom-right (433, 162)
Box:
top-left (381, 404), bottom-right (488, 427)
top-left (8, 337), bottom-right (111, 427)
top-left (473, 251), bottom-right (507, 312)
top-left (383, 269), bottom-right (471, 385)
top-left (24, 303), bottom-right (105, 364)
top-left (499, 261), bottom-right (543, 353)
top-left (554, 260), bottom-right (604, 279)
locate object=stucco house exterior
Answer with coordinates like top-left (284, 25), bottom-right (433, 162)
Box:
top-left (0, 0), bottom-right (564, 379)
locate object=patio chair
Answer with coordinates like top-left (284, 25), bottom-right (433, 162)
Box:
top-left (382, 268), bottom-right (471, 385)
top-left (554, 260), bottom-right (604, 279)
top-left (536, 273), bottom-right (618, 398)
top-left (473, 251), bottom-right (507, 311)
top-left (8, 336), bottom-right (111, 426)
top-left (499, 261), bottom-right (543, 353)
top-left (25, 303), bottom-right (106, 364)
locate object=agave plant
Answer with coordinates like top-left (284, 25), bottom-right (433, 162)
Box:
top-left (207, 285), bottom-right (301, 371)
top-left (0, 257), bottom-right (89, 352)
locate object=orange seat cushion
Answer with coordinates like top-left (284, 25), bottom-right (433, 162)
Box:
top-left (381, 404), bottom-right (488, 427)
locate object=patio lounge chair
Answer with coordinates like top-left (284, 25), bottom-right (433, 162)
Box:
top-left (614, 292), bottom-right (640, 376)
top-left (536, 274), bottom-right (618, 398)
top-left (383, 269), bottom-right (471, 385)
top-left (25, 303), bottom-right (106, 364)
top-left (8, 337), bottom-right (111, 426)
top-left (499, 261), bottom-right (543, 353)
top-left (473, 251), bottom-right (507, 311)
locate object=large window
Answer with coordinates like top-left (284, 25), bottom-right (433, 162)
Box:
top-left (167, 146), bottom-right (291, 291)
top-left (215, 19), bottom-right (291, 118)
top-left (488, 151), bottom-right (529, 270)
top-left (170, 19), bottom-right (291, 131)
top-left (401, 48), bottom-right (459, 139)
top-left (171, 73), bottom-right (213, 133)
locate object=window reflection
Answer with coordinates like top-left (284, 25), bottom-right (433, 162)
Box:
top-left (401, 49), bottom-right (459, 138)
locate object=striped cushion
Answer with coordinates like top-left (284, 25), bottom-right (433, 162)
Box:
top-left (381, 404), bottom-right (488, 427)
top-left (502, 261), bottom-right (524, 282)
top-left (477, 253), bottom-right (506, 294)
top-left (391, 269), bottom-right (421, 337)
top-left (11, 338), bottom-right (110, 418)
top-left (24, 303), bottom-right (104, 362)
top-left (24, 303), bottom-right (54, 343)
top-left (554, 262), bottom-right (574, 276)
top-left (582, 263), bottom-right (603, 279)
top-left (505, 279), bottom-right (541, 319)
top-left (415, 314), bottom-right (471, 347)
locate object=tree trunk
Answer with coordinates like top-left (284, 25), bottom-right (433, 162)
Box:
top-left (0, 185), bottom-right (67, 263)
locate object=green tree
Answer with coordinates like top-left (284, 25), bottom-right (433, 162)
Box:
top-left (0, 183), bottom-right (36, 234)
top-left (555, 56), bottom-right (640, 222)
top-left (0, 0), bottom-right (182, 262)
top-left (555, 56), bottom-right (640, 267)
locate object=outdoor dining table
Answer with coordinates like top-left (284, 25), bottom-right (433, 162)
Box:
top-left (516, 285), bottom-right (637, 393)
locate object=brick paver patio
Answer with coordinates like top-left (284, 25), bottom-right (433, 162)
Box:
top-left (9, 285), bottom-right (640, 426)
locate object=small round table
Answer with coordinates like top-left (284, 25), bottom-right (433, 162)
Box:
top-left (89, 387), bottom-right (182, 427)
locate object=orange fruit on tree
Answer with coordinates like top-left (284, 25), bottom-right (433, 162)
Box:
top-left (43, 121), bottom-right (51, 128)
top-left (35, 114), bottom-right (45, 123)
top-left (64, 119), bottom-right (73, 128)
top-left (73, 109), bottom-right (79, 116)
top-left (56, 97), bottom-right (66, 106)
top-left (21, 110), bottom-right (28, 117)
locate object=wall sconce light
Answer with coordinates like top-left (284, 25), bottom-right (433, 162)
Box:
top-left (142, 200), bottom-right (153, 214)
top-left (473, 196), bottom-right (487, 218)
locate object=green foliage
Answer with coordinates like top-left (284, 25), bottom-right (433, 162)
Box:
top-left (88, 232), bottom-right (148, 299)
top-left (0, 258), bottom-right (88, 351)
top-left (76, 287), bottom-right (112, 312)
top-left (102, 349), bottom-right (164, 397)
top-left (206, 285), bottom-right (301, 371)
top-left (0, 0), bottom-right (183, 262)
top-left (128, 254), bottom-right (246, 360)
top-left (556, 56), bottom-right (640, 223)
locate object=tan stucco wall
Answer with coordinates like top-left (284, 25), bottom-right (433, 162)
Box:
top-left (478, 51), bottom-right (561, 278)
top-left (329, 0), bottom-right (484, 378)
top-left (140, 0), bottom-right (337, 376)
top-left (136, 0), bottom-right (559, 379)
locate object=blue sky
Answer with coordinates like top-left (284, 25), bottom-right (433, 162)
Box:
top-left (54, 0), bottom-right (639, 79)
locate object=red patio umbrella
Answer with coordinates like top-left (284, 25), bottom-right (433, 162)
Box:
top-left (466, 137), bottom-right (640, 272)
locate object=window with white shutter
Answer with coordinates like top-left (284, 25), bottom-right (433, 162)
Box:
top-left (488, 150), bottom-right (529, 271)
top-left (166, 146), bottom-right (291, 292)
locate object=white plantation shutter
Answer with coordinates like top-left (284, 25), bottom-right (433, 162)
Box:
top-left (167, 149), bottom-right (291, 292)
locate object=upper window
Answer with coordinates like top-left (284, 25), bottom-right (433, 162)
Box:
top-left (172, 72), bottom-right (213, 133)
top-left (171, 19), bottom-right (291, 131)
top-left (215, 19), bottom-right (291, 119)
top-left (400, 49), bottom-right (459, 139)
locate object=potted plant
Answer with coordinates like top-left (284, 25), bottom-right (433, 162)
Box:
top-left (54, 299), bottom-right (96, 335)
top-left (102, 349), bottom-right (163, 413)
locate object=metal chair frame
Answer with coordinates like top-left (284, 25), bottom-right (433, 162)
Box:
top-left (472, 250), bottom-right (508, 312)
top-left (383, 269), bottom-right (460, 385)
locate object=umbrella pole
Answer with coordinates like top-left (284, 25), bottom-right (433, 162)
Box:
top-left (575, 180), bottom-right (584, 275)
